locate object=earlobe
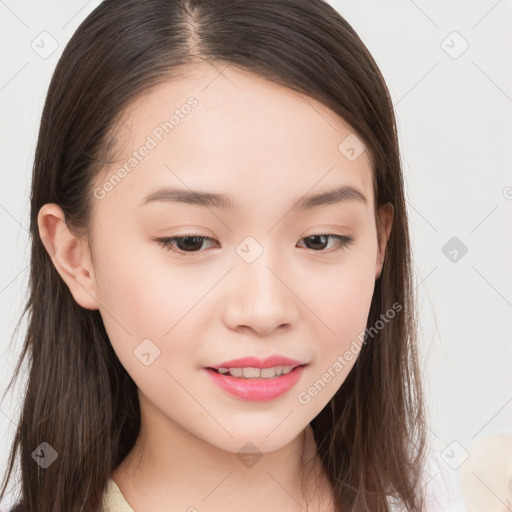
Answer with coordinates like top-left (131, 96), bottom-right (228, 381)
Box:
top-left (37, 203), bottom-right (99, 310)
top-left (375, 203), bottom-right (394, 280)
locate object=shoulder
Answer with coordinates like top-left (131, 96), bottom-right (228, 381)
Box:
top-left (459, 434), bottom-right (512, 512)
top-left (103, 477), bottom-right (135, 512)
top-left (0, 478), bottom-right (134, 512)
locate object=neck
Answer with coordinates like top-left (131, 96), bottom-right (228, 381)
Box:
top-left (112, 393), bottom-right (334, 512)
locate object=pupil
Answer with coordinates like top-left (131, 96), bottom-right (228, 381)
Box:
top-left (179, 236), bottom-right (202, 251)
top-left (307, 235), bottom-right (327, 250)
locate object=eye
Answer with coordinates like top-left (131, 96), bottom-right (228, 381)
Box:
top-left (297, 234), bottom-right (355, 254)
top-left (155, 235), bottom-right (218, 255)
top-left (154, 233), bottom-right (354, 256)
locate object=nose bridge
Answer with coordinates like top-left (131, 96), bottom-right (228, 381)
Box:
top-left (223, 235), bottom-right (297, 333)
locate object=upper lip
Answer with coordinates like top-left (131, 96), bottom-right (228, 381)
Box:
top-left (207, 355), bottom-right (307, 370)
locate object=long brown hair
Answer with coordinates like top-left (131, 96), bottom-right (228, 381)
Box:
top-left (1, 1), bottom-right (428, 510)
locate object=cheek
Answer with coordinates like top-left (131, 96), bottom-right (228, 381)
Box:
top-left (300, 240), bottom-right (377, 389)
top-left (94, 231), bottom-right (203, 329)
top-left (93, 233), bottom-right (228, 386)
top-left (309, 274), bottom-right (375, 379)
top-left (302, 237), bottom-right (377, 339)
top-left (92, 236), bottom-right (195, 363)
top-left (292, 249), bottom-right (376, 414)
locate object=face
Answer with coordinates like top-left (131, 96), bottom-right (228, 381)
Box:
top-left (42, 63), bottom-right (392, 455)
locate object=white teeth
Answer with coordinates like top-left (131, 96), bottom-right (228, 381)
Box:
top-left (215, 366), bottom-right (295, 379)
top-left (260, 367), bottom-right (277, 378)
top-left (229, 368), bottom-right (244, 378)
top-left (242, 367), bottom-right (261, 378)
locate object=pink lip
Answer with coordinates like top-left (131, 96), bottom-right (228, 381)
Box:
top-left (203, 365), bottom-right (307, 401)
top-left (207, 355), bottom-right (306, 370)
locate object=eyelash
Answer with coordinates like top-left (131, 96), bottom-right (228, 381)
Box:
top-left (155, 233), bottom-right (355, 256)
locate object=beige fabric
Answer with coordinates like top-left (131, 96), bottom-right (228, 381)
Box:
top-left (100, 452), bottom-right (471, 512)
top-left (102, 478), bottom-right (134, 512)
top-left (460, 434), bottom-right (512, 512)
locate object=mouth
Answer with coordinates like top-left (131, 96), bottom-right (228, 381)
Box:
top-left (203, 362), bottom-right (308, 401)
top-left (205, 364), bottom-right (307, 379)
top-left (206, 355), bottom-right (307, 374)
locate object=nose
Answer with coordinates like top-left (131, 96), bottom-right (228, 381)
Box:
top-left (222, 253), bottom-right (299, 336)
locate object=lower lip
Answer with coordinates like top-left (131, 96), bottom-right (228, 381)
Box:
top-left (203, 365), bottom-right (306, 401)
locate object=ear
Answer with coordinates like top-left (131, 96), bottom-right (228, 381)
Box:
top-left (375, 202), bottom-right (394, 280)
top-left (37, 203), bottom-right (99, 310)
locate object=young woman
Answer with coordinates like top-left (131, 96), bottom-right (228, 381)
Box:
top-left (1, 1), bottom-right (433, 510)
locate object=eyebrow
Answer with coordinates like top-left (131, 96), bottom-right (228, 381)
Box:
top-left (139, 184), bottom-right (367, 210)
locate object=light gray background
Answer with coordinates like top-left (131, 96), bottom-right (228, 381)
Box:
top-left (0, 1), bottom-right (511, 509)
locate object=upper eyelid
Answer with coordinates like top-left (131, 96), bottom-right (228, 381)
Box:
top-left (157, 233), bottom-right (350, 242)
top-left (155, 233), bottom-right (354, 253)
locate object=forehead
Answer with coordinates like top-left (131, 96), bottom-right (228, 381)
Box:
top-left (94, 63), bottom-right (374, 213)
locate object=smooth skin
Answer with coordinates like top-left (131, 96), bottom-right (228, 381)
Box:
top-left (39, 62), bottom-right (393, 512)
